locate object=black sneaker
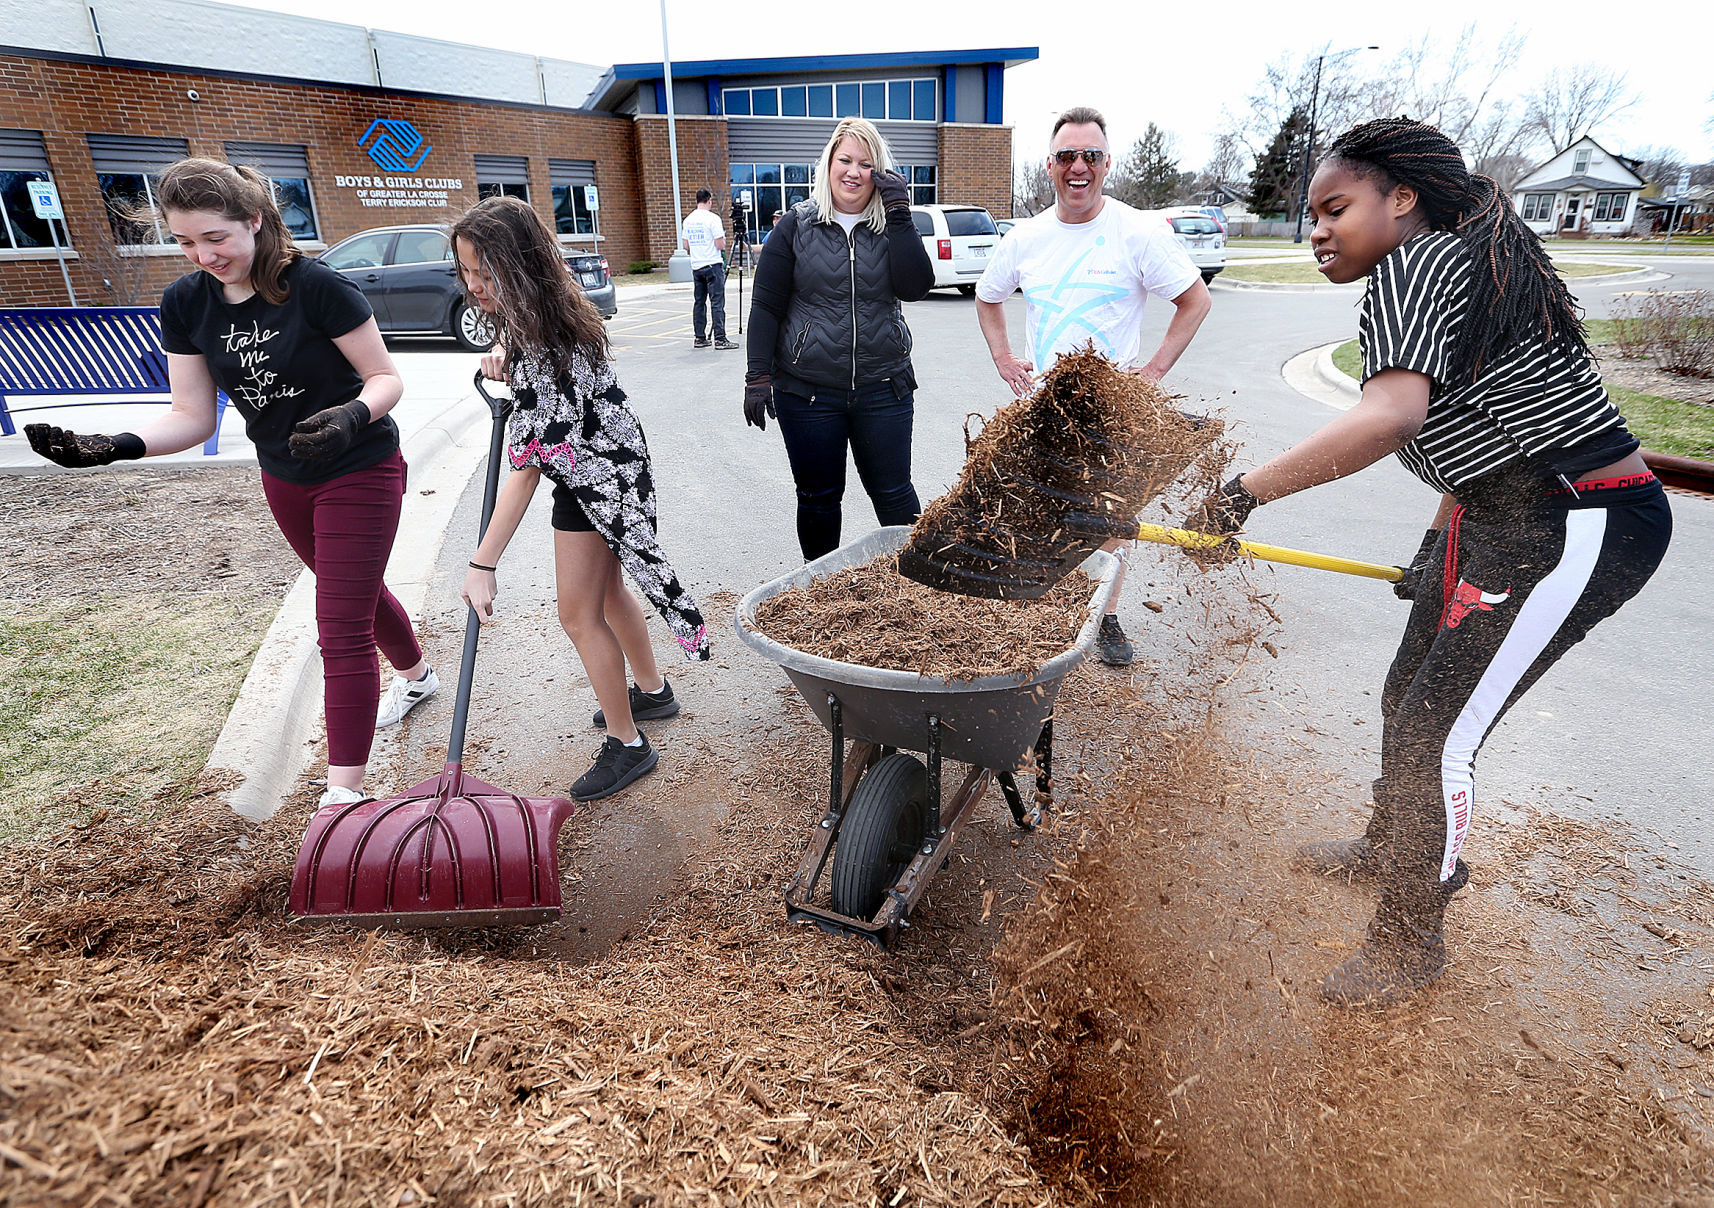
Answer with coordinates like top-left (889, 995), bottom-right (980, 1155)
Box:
top-left (569, 733), bottom-right (658, 802)
top-left (714, 338), bottom-right (739, 350)
top-left (693, 337), bottom-right (711, 348)
top-left (1096, 614), bottom-right (1134, 666)
top-left (593, 679), bottom-right (680, 727)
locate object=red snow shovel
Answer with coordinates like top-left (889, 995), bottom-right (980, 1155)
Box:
top-left (289, 371), bottom-right (576, 928)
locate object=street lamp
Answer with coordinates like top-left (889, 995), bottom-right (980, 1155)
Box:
top-left (1293, 44), bottom-right (1379, 243)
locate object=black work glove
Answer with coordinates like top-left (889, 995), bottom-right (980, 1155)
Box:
top-left (744, 376), bottom-right (776, 431)
top-left (288, 399), bottom-right (370, 462)
top-left (1188, 474), bottom-right (1261, 537)
top-left (25, 424), bottom-right (145, 468)
top-left (873, 169), bottom-right (911, 216)
top-left (1393, 526), bottom-right (1442, 601)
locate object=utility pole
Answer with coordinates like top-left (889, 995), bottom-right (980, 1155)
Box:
top-left (1293, 44), bottom-right (1378, 243)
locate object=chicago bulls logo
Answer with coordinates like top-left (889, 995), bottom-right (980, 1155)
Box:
top-left (1443, 580), bottom-right (1511, 629)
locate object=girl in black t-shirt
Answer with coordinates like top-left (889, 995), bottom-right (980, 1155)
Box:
top-left (25, 158), bottom-right (439, 811)
top-left (450, 197), bottom-right (709, 804)
top-left (1190, 118), bottom-right (1671, 1007)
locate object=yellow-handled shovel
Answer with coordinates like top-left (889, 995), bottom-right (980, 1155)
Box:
top-left (1133, 523), bottom-right (1404, 583)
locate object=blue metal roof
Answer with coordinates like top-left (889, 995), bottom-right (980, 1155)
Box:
top-left (609, 47), bottom-right (1038, 79)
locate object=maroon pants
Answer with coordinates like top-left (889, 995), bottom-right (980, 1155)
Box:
top-left (261, 452), bottom-right (422, 767)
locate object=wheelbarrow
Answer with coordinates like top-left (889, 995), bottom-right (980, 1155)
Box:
top-left (735, 527), bottom-right (1121, 947)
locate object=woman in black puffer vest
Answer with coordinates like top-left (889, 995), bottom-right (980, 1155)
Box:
top-left (743, 117), bottom-right (936, 560)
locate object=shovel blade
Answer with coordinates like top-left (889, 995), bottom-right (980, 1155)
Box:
top-left (289, 763), bottom-right (576, 928)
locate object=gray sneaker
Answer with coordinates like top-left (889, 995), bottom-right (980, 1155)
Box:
top-left (1096, 615), bottom-right (1134, 666)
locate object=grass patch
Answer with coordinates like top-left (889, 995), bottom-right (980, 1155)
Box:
top-left (1331, 338), bottom-right (1362, 379)
top-left (0, 593), bottom-right (274, 839)
top-left (1607, 385), bottom-right (1714, 459)
top-left (1326, 338), bottom-right (1713, 458)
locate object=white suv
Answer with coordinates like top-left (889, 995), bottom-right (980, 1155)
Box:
top-left (1147, 207), bottom-right (1225, 282)
top-left (909, 204), bottom-right (1000, 295)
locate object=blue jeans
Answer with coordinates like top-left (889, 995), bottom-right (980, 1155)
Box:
top-left (692, 263), bottom-right (727, 341)
top-left (773, 381), bottom-right (922, 560)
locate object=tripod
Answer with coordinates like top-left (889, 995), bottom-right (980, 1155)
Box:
top-left (725, 199), bottom-right (755, 334)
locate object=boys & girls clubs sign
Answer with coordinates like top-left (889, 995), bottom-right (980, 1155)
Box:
top-left (333, 119), bottom-right (463, 209)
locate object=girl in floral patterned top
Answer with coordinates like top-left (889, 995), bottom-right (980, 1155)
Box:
top-left (451, 197), bottom-right (709, 803)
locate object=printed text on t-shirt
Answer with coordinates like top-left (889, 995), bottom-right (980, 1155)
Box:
top-left (222, 321), bottom-right (305, 412)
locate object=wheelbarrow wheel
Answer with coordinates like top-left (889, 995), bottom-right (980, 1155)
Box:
top-left (830, 753), bottom-right (928, 921)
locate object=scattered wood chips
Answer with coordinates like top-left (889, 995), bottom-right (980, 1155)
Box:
top-left (751, 556), bottom-right (1098, 681)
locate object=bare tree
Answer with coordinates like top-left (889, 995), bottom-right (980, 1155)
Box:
top-left (1195, 132), bottom-right (1247, 193)
top-left (1013, 159), bottom-right (1053, 217)
top-left (1524, 64), bottom-right (1637, 153)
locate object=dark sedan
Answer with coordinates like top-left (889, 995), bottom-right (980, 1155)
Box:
top-left (320, 224), bottom-right (617, 351)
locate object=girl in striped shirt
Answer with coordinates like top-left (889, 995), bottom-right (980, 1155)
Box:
top-left (1198, 117), bottom-right (1672, 1007)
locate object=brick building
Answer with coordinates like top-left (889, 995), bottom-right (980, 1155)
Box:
top-left (1, 0), bottom-right (1031, 308)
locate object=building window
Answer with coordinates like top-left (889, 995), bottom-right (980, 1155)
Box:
top-left (0, 130), bottom-right (69, 250)
top-left (226, 142), bottom-right (319, 240)
top-left (550, 158), bottom-right (599, 238)
top-left (475, 155), bottom-right (529, 204)
top-left (88, 134), bottom-right (190, 244)
top-left (730, 162), bottom-right (811, 238)
top-left (1520, 193), bottom-right (1554, 222)
top-left (719, 78), bottom-right (939, 122)
top-left (1593, 191), bottom-right (1628, 223)
top-left (910, 164), bottom-right (936, 205)
top-left (553, 185), bottom-right (596, 234)
top-left (1574, 149), bottom-right (1591, 174)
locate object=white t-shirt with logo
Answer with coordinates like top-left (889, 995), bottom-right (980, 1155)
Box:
top-left (975, 199), bottom-right (1199, 371)
top-left (683, 208), bottom-right (725, 269)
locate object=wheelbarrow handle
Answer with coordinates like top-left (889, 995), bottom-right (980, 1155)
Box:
top-left (1132, 522), bottom-right (1404, 583)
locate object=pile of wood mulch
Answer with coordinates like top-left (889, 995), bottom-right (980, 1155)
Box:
top-left (751, 556), bottom-right (1099, 681)
top-left (0, 745), bottom-right (1050, 1208)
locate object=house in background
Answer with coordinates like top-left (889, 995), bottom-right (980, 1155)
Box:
top-left (1189, 182), bottom-right (1256, 223)
top-left (1511, 136), bottom-right (1644, 236)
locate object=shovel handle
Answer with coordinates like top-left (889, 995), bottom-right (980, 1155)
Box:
top-left (1132, 522), bottom-right (1404, 583)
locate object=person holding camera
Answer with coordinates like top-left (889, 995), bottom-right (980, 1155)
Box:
top-left (682, 188), bottom-right (736, 350)
top-left (742, 117), bottom-right (935, 561)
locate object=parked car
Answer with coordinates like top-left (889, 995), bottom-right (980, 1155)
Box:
top-left (995, 217), bottom-right (1018, 237)
top-left (1147, 207), bottom-right (1226, 282)
top-left (320, 224), bottom-right (617, 351)
top-left (909, 204), bottom-right (1000, 295)
top-left (1198, 205), bottom-right (1229, 234)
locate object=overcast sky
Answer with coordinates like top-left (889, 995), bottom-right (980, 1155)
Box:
top-left (224, 0), bottom-right (1714, 169)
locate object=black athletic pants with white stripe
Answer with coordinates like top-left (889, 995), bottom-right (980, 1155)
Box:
top-left (1378, 468), bottom-right (1671, 905)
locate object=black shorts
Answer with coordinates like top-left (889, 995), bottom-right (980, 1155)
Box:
top-left (550, 481), bottom-right (596, 532)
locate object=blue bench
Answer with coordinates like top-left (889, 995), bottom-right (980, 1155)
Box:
top-left (0, 307), bottom-right (230, 454)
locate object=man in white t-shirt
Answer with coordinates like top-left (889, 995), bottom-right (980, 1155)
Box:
top-left (975, 105), bottom-right (1212, 666)
top-left (682, 188), bottom-right (736, 350)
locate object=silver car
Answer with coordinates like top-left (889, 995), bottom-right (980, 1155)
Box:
top-left (320, 224), bottom-right (617, 351)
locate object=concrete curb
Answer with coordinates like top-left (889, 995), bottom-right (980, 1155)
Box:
top-left (1316, 343), bottom-right (1361, 400)
top-left (206, 390), bottom-right (492, 821)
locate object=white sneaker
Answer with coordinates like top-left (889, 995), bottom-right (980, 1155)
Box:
top-left (377, 666), bottom-right (440, 727)
top-left (317, 784), bottom-right (367, 809)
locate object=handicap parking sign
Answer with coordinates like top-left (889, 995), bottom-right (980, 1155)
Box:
top-left (27, 180), bottom-right (64, 220)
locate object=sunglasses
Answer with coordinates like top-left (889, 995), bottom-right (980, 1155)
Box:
top-left (1052, 147), bottom-right (1107, 168)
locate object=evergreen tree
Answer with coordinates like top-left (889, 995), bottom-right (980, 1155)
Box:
top-left (1109, 123), bottom-right (1181, 210)
top-left (1248, 106), bottom-right (1308, 218)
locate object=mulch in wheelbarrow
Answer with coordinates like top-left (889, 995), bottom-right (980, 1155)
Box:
top-left (751, 557), bottom-right (1097, 681)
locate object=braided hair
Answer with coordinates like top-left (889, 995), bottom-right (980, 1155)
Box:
top-left (1326, 116), bottom-right (1589, 384)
